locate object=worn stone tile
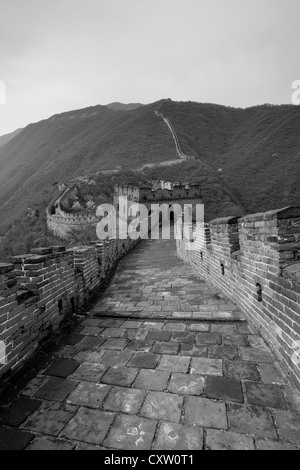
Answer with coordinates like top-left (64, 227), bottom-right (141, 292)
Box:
top-left (158, 355), bottom-right (190, 373)
top-left (101, 367), bottom-right (139, 387)
top-left (1, 397), bottom-right (41, 427)
top-left (273, 410), bottom-right (300, 445)
top-left (152, 342), bottom-right (179, 355)
top-left (192, 312), bottom-right (212, 319)
top-left (223, 334), bottom-right (250, 347)
top-left (168, 373), bottom-right (205, 395)
top-left (54, 345), bottom-right (78, 358)
top-left (205, 377), bottom-right (243, 403)
top-left (21, 401), bottom-right (77, 436)
top-left (188, 324), bottom-right (210, 332)
top-left (125, 329), bottom-right (149, 340)
top-left (228, 403), bottom-right (277, 440)
top-left (80, 327), bottom-right (102, 337)
top-left (240, 347), bottom-right (273, 363)
top-left (103, 386), bottom-right (146, 414)
top-left (74, 350), bottom-right (105, 363)
top-left (256, 439), bottom-right (300, 451)
top-left (26, 436), bottom-right (76, 450)
top-left (244, 382), bottom-right (288, 409)
top-left (43, 359), bottom-right (80, 378)
top-left (141, 391), bottom-right (183, 423)
top-left (154, 422), bottom-right (203, 450)
top-left (77, 336), bottom-right (106, 350)
top-left (248, 335), bottom-right (269, 350)
top-left (94, 319), bottom-right (123, 328)
top-left (81, 318), bottom-right (105, 328)
top-left (143, 322), bottom-right (164, 330)
top-left (190, 358), bottom-right (222, 376)
top-left (206, 429), bottom-right (255, 450)
top-left (102, 338), bottom-right (127, 350)
top-left (196, 333), bottom-right (222, 345)
top-left (208, 345), bottom-right (239, 360)
top-left (173, 312), bottom-right (192, 318)
top-left (184, 397), bottom-right (227, 429)
top-left (0, 427), bottom-right (34, 450)
top-left (133, 370), bottom-right (170, 391)
top-left (128, 353), bottom-right (160, 369)
top-left (171, 332), bottom-right (195, 344)
top-left (61, 407), bottom-right (115, 445)
top-left (147, 330), bottom-right (172, 342)
top-left (20, 376), bottom-right (49, 397)
top-left (122, 321), bottom-right (143, 329)
top-left (67, 382), bottom-right (110, 408)
top-left (63, 334), bottom-right (85, 346)
top-left (211, 324), bottom-right (237, 334)
top-left (100, 350), bottom-right (133, 367)
top-left (179, 343), bottom-right (207, 357)
top-left (126, 340), bottom-right (154, 352)
top-left (164, 323), bottom-right (186, 332)
top-left (284, 385), bottom-right (300, 413)
top-left (34, 377), bottom-right (78, 402)
top-left (101, 328), bottom-right (126, 338)
top-left (104, 414), bottom-right (157, 450)
top-left (69, 362), bottom-right (107, 382)
top-left (258, 363), bottom-right (286, 385)
top-left (224, 360), bottom-right (260, 381)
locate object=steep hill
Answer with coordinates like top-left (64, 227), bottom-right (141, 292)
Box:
top-left (0, 128), bottom-right (23, 148)
top-left (0, 102), bottom-right (179, 234)
top-left (0, 98), bottom-right (300, 253)
top-left (160, 100), bottom-right (300, 213)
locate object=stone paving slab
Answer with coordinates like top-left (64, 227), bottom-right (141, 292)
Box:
top-left (141, 391), bottom-right (183, 423)
top-left (61, 407), bottom-right (115, 445)
top-left (0, 235), bottom-right (300, 450)
top-left (205, 429), bottom-right (255, 451)
top-left (153, 422), bottom-right (203, 450)
top-left (104, 414), bottom-right (157, 450)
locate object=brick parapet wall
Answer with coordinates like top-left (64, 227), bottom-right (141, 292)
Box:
top-left (177, 206), bottom-right (300, 389)
top-left (0, 236), bottom-right (139, 380)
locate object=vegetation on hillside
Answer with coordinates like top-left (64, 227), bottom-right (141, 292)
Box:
top-left (160, 100), bottom-right (300, 213)
top-left (0, 99), bottom-right (299, 261)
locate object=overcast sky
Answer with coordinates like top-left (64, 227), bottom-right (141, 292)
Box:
top-left (0, 0), bottom-right (299, 136)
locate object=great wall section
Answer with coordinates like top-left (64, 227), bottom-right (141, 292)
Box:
top-left (46, 109), bottom-right (195, 239)
top-left (1, 112), bottom-right (300, 450)
top-left (177, 207), bottom-right (300, 390)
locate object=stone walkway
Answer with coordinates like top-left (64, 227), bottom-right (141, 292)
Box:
top-left (91, 237), bottom-right (244, 321)
top-left (0, 236), bottom-right (300, 450)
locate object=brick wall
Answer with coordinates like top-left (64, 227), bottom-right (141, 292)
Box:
top-left (177, 206), bottom-right (300, 389)
top-left (0, 235), bottom-right (140, 380)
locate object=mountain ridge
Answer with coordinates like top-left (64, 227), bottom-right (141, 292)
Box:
top-left (0, 99), bottom-right (299, 258)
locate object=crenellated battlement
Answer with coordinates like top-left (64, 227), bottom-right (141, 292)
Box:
top-left (0, 236), bottom-right (140, 381)
top-left (177, 205), bottom-right (300, 389)
top-left (46, 184), bottom-right (100, 238)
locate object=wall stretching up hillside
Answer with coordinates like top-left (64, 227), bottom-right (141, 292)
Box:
top-left (177, 206), bottom-right (300, 389)
top-left (155, 109), bottom-right (195, 161)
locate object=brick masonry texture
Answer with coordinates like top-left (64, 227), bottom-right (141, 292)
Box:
top-left (177, 206), bottom-right (300, 390)
top-left (0, 230), bottom-right (300, 450)
top-left (0, 236), bottom-right (141, 381)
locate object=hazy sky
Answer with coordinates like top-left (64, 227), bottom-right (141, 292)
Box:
top-left (0, 0), bottom-right (299, 136)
